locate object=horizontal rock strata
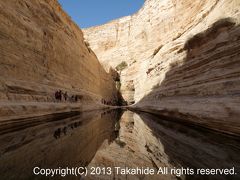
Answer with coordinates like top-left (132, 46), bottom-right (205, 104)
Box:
top-left (84, 0), bottom-right (240, 135)
top-left (0, 0), bottom-right (118, 120)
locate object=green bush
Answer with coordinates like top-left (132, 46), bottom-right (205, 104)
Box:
top-left (116, 61), bottom-right (128, 71)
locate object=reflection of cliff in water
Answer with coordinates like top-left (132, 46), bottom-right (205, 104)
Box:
top-left (0, 109), bottom-right (123, 179)
top-left (88, 111), bottom-right (240, 180)
top-left (137, 112), bottom-right (240, 180)
top-left (0, 109), bottom-right (239, 180)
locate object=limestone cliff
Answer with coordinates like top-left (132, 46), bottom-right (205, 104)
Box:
top-left (0, 0), bottom-right (118, 119)
top-left (84, 0), bottom-right (240, 135)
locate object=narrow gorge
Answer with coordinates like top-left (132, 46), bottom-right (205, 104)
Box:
top-left (0, 0), bottom-right (240, 179)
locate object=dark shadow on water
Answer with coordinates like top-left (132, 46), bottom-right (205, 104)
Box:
top-left (0, 108), bottom-right (124, 179)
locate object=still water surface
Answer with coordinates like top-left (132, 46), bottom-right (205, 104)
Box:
top-left (0, 109), bottom-right (239, 180)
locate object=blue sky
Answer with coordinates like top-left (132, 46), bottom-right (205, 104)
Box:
top-left (58, 0), bottom-right (144, 28)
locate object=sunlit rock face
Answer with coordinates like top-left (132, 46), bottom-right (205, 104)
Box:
top-left (84, 0), bottom-right (240, 135)
top-left (0, 0), bottom-right (118, 119)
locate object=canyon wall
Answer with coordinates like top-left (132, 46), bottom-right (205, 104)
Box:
top-left (0, 0), bottom-right (118, 120)
top-left (84, 0), bottom-right (240, 135)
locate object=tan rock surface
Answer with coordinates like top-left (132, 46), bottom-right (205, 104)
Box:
top-left (84, 0), bottom-right (240, 135)
top-left (0, 0), bottom-right (118, 120)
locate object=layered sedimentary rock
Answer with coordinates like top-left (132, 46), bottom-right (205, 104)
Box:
top-left (84, 0), bottom-right (240, 135)
top-left (0, 0), bottom-right (118, 120)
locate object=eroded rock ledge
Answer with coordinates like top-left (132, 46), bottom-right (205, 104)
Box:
top-left (84, 0), bottom-right (240, 136)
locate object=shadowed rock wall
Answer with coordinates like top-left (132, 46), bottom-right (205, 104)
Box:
top-left (0, 0), bottom-right (118, 119)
